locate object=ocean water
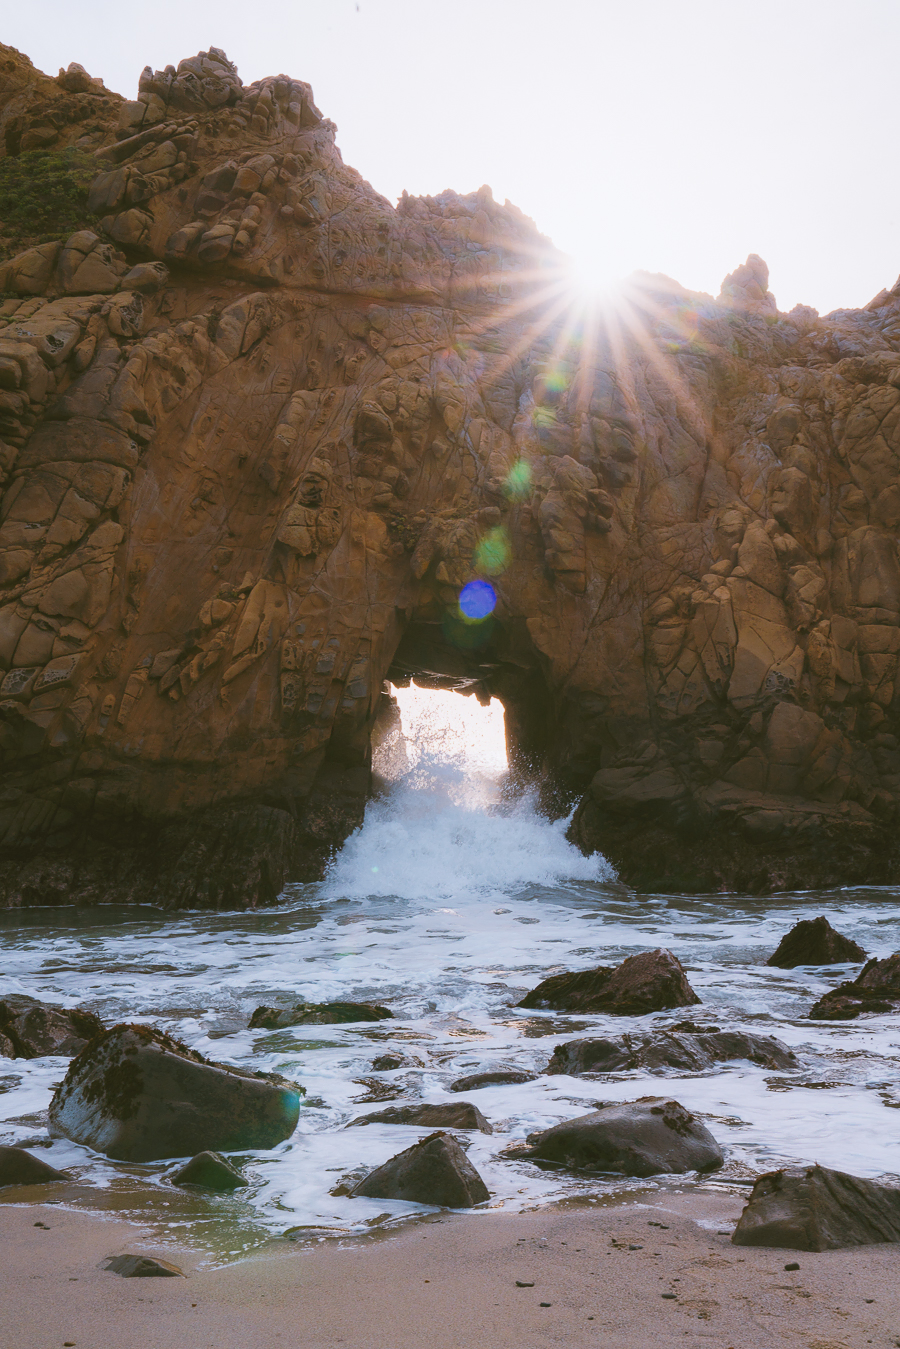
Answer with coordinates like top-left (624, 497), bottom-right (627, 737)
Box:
top-left (1, 690), bottom-right (899, 1259)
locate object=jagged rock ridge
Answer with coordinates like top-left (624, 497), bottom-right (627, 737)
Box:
top-left (2, 43), bottom-right (900, 905)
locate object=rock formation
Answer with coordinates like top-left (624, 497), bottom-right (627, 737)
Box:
top-left (4, 42), bottom-right (900, 902)
top-left (517, 949), bottom-right (700, 1013)
top-left (732, 1164), bottom-right (900, 1250)
top-left (545, 1028), bottom-right (797, 1075)
top-left (509, 1098), bottom-right (724, 1176)
top-left (351, 1130), bottom-right (490, 1207)
top-left (766, 915), bottom-right (866, 967)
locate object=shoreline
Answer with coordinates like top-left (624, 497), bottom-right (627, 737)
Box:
top-left (3, 1188), bottom-right (899, 1348)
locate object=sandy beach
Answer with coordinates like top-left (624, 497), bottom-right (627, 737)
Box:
top-left (3, 1186), bottom-right (900, 1349)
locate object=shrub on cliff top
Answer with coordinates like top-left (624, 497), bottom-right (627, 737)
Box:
top-left (0, 147), bottom-right (98, 259)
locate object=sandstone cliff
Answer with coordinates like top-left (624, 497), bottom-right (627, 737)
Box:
top-left (1, 43), bottom-right (900, 905)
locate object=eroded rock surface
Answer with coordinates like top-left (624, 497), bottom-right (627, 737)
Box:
top-left (48, 1023), bottom-right (302, 1160)
top-left (0, 993), bottom-right (103, 1057)
top-left (732, 1163), bottom-right (900, 1250)
top-left (518, 949), bottom-right (700, 1014)
top-left (809, 951), bottom-right (900, 1019)
top-left (3, 42), bottom-right (900, 902)
top-left (351, 1130), bottom-right (490, 1207)
top-left (546, 1028), bottom-right (797, 1075)
top-left (509, 1097), bottom-right (724, 1177)
top-left (766, 915), bottom-right (866, 967)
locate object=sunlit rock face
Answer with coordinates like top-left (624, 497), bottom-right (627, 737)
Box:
top-left (2, 42), bottom-right (900, 905)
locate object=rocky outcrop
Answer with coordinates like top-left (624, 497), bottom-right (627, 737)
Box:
top-left (0, 993), bottom-right (103, 1057)
top-left (517, 949), bottom-right (700, 1014)
top-left (732, 1164), bottom-right (900, 1250)
top-left (249, 1000), bottom-right (393, 1028)
top-left (48, 1023), bottom-right (302, 1160)
top-left (351, 1130), bottom-right (490, 1207)
top-left (348, 1102), bottom-right (492, 1132)
top-left (766, 915), bottom-right (866, 967)
top-left (809, 951), bottom-right (900, 1019)
top-left (449, 1069), bottom-right (537, 1091)
top-left (546, 1028), bottom-right (797, 1075)
top-left (509, 1098), bottom-right (723, 1177)
top-left (0, 1144), bottom-right (68, 1186)
top-left (169, 1150), bottom-right (248, 1190)
top-left (4, 42), bottom-right (900, 903)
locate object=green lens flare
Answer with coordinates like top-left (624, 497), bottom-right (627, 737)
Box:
top-left (504, 461), bottom-right (531, 500)
top-left (475, 526), bottom-right (511, 576)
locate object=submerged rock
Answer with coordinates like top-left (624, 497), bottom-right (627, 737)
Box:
top-left (517, 949), bottom-right (700, 1015)
top-left (732, 1164), bottom-right (900, 1250)
top-left (351, 1130), bottom-right (490, 1207)
top-left (509, 1098), bottom-right (724, 1177)
top-left (547, 1028), bottom-right (797, 1076)
top-left (809, 952), bottom-right (900, 1020)
top-left (0, 1145), bottom-right (69, 1187)
top-left (449, 1069), bottom-right (537, 1092)
top-left (249, 1001), bottom-right (393, 1028)
top-left (0, 995), bottom-right (103, 1059)
top-left (348, 1102), bottom-right (493, 1133)
top-left (766, 917), bottom-right (866, 969)
top-left (169, 1150), bottom-right (249, 1191)
top-left (103, 1254), bottom-right (184, 1277)
top-left (49, 1023), bottom-right (302, 1161)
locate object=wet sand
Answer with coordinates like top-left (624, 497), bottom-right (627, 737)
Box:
top-left (3, 1187), bottom-right (900, 1348)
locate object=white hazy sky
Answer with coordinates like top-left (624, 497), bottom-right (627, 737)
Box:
top-left (5, 0), bottom-right (899, 314)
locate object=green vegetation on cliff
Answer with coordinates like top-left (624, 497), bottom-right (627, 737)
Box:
top-left (0, 147), bottom-right (98, 259)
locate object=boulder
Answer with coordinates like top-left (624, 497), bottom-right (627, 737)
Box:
top-left (546, 1028), bottom-right (797, 1076)
top-left (168, 1150), bottom-right (249, 1191)
top-left (450, 1069), bottom-right (537, 1092)
top-left (0, 1145), bottom-right (69, 1187)
top-left (103, 1254), bottom-right (184, 1277)
top-left (810, 952), bottom-right (900, 1020)
top-left (517, 949), bottom-right (700, 1014)
top-left (732, 1164), bottom-right (900, 1250)
top-left (766, 916), bottom-right (866, 968)
top-left (348, 1102), bottom-right (492, 1133)
top-left (0, 995), bottom-right (104, 1059)
top-left (249, 1000), bottom-right (393, 1028)
top-left (351, 1131), bottom-right (490, 1207)
top-left (48, 1024), bottom-right (302, 1161)
top-left (509, 1098), bottom-right (724, 1177)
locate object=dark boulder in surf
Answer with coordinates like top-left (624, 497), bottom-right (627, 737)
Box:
top-left (169, 1150), bottom-right (249, 1191)
top-left (517, 949), bottom-right (700, 1015)
top-left (0, 995), bottom-right (103, 1059)
top-left (449, 1069), bottom-right (537, 1092)
top-left (508, 1097), bottom-right (723, 1177)
top-left (547, 1028), bottom-right (797, 1076)
top-left (766, 916), bottom-right (866, 969)
top-left (249, 1000), bottom-right (393, 1028)
top-left (351, 1131), bottom-right (490, 1207)
top-left (349, 1101), bottom-right (493, 1133)
top-left (48, 1023), bottom-right (302, 1161)
top-left (809, 952), bottom-right (900, 1020)
top-left (732, 1164), bottom-right (900, 1250)
top-left (0, 1145), bottom-right (69, 1187)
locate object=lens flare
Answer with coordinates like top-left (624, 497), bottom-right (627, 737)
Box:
top-left (504, 460), bottom-right (532, 500)
top-left (475, 526), bottom-right (511, 575)
top-left (459, 578), bottom-right (496, 620)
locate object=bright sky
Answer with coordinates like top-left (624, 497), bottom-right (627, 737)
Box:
top-left (8, 0), bottom-right (900, 313)
top-left (391, 684), bottom-right (508, 777)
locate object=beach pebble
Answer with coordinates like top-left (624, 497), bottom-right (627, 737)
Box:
top-left (103, 1254), bottom-right (184, 1278)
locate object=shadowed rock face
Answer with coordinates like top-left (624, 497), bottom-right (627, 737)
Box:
top-left (732, 1163), bottom-right (900, 1250)
top-left (546, 1028), bottom-right (797, 1076)
top-left (518, 949), bottom-right (700, 1014)
top-left (809, 951), bottom-right (900, 1019)
top-left (509, 1097), bottom-right (724, 1177)
top-left (766, 915), bottom-right (866, 968)
top-left (4, 44), bottom-right (900, 905)
top-left (351, 1130), bottom-right (490, 1207)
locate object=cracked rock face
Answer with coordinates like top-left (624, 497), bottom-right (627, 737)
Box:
top-left (3, 42), bottom-right (900, 905)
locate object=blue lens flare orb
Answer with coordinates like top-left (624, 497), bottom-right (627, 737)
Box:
top-left (459, 578), bottom-right (496, 621)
